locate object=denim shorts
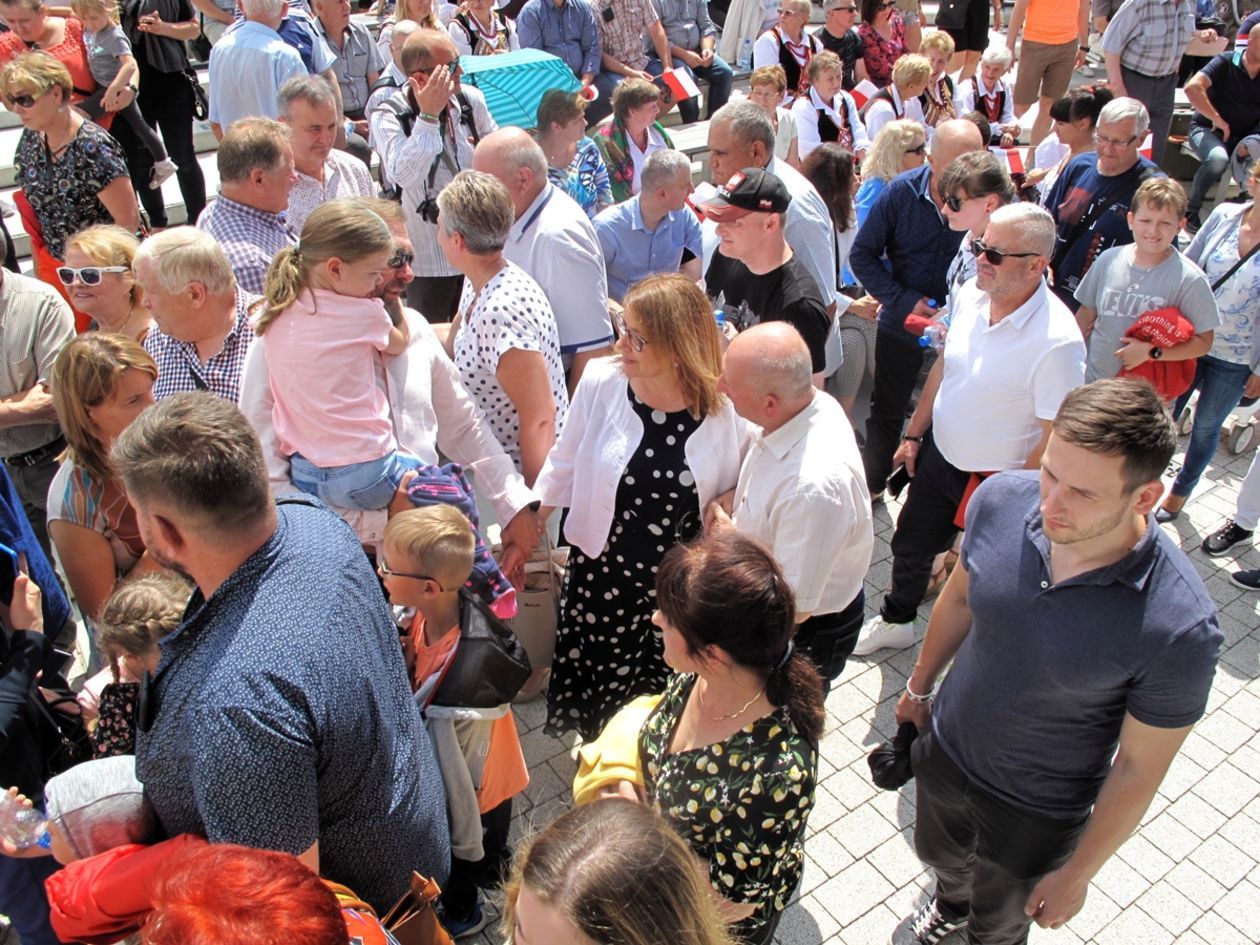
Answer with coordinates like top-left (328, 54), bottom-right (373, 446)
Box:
top-left (290, 449), bottom-right (419, 511)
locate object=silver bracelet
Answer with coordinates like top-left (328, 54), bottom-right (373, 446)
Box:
top-left (904, 680), bottom-right (936, 704)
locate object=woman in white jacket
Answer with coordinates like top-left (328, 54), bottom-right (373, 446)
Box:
top-left (535, 274), bottom-right (748, 741)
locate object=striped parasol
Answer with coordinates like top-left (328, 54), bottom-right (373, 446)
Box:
top-left (459, 49), bottom-right (581, 129)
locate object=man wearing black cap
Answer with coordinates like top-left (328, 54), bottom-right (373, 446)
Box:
top-left (702, 168), bottom-right (831, 377)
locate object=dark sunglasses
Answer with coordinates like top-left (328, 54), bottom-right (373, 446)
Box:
top-left (970, 238), bottom-right (1040, 265)
top-left (905, 143), bottom-right (927, 155)
top-left (944, 193), bottom-right (970, 212)
top-left (56, 265), bottom-right (129, 286)
top-left (8, 92), bottom-right (38, 108)
top-left (387, 250), bottom-right (415, 269)
top-left (878, 1), bottom-right (896, 8)
top-left (376, 558), bottom-right (445, 590)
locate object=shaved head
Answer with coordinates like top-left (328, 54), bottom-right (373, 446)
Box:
top-left (472, 127), bottom-right (549, 215)
top-left (720, 323), bottom-right (814, 428)
top-left (929, 119), bottom-right (985, 175)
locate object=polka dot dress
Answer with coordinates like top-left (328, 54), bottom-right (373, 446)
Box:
top-left (545, 385), bottom-right (703, 741)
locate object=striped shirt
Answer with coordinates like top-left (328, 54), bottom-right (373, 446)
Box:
top-left (1101, 0), bottom-right (1195, 78)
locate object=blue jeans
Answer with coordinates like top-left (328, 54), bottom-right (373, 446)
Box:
top-left (646, 53), bottom-right (733, 123)
top-left (290, 449), bottom-right (419, 511)
top-left (1187, 125), bottom-right (1230, 216)
top-left (1171, 355), bottom-right (1253, 498)
top-left (0, 854), bottom-right (60, 945)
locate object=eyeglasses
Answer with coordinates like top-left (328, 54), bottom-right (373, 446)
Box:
top-left (944, 193), bottom-right (970, 212)
top-left (970, 238), bottom-right (1040, 265)
top-left (8, 92), bottom-right (40, 108)
top-left (1093, 131), bottom-right (1139, 149)
top-left (413, 59), bottom-right (462, 76)
top-left (613, 312), bottom-right (649, 353)
top-left (387, 250), bottom-right (415, 269)
top-left (905, 143), bottom-right (927, 155)
top-left (56, 266), bottom-right (129, 286)
top-left (376, 558), bottom-right (445, 589)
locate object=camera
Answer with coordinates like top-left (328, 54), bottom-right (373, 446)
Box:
top-left (417, 197), bottom-right (440, 225)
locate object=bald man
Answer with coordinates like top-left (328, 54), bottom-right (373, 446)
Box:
top-left (473, 127), bottom-right (612, 389)
top-left (709, 323), bottom-right (874, 688)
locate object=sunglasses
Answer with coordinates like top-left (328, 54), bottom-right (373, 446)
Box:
top-left (387, 250), bottom-right (415, 269)
top-left (376, 558), bottom-right (445, 589)
top-left (905, 143), bottom-right (927, 155)
top-left (613, 312), bottom-right (649, 353)
top-left (56, 265), bottom-right (129, 286)
top-left (413, 60), bottom-right (462, 76)
top-left (944, 193), bottom-right (971, 212)
top-left (8, 92), bottom-right (39, 108)
top-left (970, 239), bottom-right (1040, 265)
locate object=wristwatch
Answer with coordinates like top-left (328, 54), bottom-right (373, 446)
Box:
top-left (1149, 346), bottom-right (1164, 360)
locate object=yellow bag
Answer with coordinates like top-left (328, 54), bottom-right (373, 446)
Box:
top-left (571, 693), bottom-right (662, 805)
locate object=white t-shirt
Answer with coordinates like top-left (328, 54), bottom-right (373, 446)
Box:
top-left (628, 124), bottom-right (668, 196)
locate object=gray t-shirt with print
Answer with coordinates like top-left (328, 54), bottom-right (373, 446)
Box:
top-left (1073, 244), bottom-right (1220, 383)
top-left (83, 24), bottom-right (132, 86)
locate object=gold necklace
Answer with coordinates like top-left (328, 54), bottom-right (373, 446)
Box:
top-left (698, 679), bottom-right (766, 722)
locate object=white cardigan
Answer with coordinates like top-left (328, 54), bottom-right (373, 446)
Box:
top-left (535, 357), bottom-right (749, 558)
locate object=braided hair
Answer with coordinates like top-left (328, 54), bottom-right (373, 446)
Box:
top-left (96, 572), bottom-right (194, 681)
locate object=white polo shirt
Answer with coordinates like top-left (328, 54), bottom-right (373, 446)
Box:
top-left (933, 278), bottom-right (1086, 473)
top-left (504, 183), bottom-right (614, 363)
top-left (732, 391), bottom-right (873, 616)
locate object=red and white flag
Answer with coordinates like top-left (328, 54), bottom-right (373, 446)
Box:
top-left (989, 146), bottom-right (1024, 176)
top-left (849, 79), bottom-right (879, 110)
top-left (1139, 133), bottom-right (1153, 160)
top-left (661, 67), bottom-right (701, 102)
top-left (1238, 31), bottom-right (1249, 53)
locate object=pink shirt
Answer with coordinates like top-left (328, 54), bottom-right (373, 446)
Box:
top-left (261, 288), bottom-right (397, 467)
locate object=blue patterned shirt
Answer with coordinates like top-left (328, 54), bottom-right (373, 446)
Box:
top-left (516, 0), bottom-right (601, 77)
top-left (547, 136), bottom-right (613, 219)
top-left (196, 196), bottom-right (296, 295)
top-left (143, 288), bottom-right (259, 403)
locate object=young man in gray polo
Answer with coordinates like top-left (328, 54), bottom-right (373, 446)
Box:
top-left (892, 378), bottom-right (1222, 945)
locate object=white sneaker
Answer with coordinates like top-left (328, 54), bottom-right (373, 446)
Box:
top-left (149, 158), bottom-right (178, 190)
top-left (852, 615), bottom-right (916, 656)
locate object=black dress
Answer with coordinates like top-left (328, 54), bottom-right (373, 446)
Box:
top-left (545, 385), bottom-right (703, 741)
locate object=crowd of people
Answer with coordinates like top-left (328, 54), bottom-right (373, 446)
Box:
top-left (0, 0), bottom-right (1255, 943)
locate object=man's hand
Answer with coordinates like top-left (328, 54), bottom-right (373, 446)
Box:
top-left (894, 689), bottom-right (931, 731)
top-left (679, 49), bottom-right (703, 68)
top-left (849, 295), bottom-right (881, 321)
top-left (1115, 338), bottom-right (1152, 370)
top-left (410, 64), bottom-right (454, 118)
top-left (892, 438), bottom-right (920, 476)
top-left (387, 470), bottom-right (419, 518)
top-left (1025, 865), bottom-right (1089, 928)
top-left (698, 47), bottom-right (714, 65)
top-left (1074, 47), bottom-right (1087, 68)
top-left (1198, 28), bottom-right (1218, 43)
top-left (9, 569), bottom-right (42, 634)
top-left (910, 297), bottom-right (938, 318)
top-left (353, 118), bottom-right (370, 137)
top-left (1212, 116), bottom-right (1232, 141)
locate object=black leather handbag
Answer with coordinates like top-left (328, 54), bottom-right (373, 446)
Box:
top-left (934, 0), bottom-right (971, 31)
top-left (431, 589), bottom-right (532, 708)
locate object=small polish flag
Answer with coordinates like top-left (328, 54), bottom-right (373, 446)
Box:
top-left (1238, 32), bottom-right (1249, 53)
top-left (849, 79), bottom-right (879, 110)
top-left (661, 67), bottom-right (701, 102)
top-left (1139, 133), bottom-right (1153, 160)
top-left (989, 146), bottom-right (1024, 176)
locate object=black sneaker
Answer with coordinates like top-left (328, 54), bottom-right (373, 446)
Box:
top-left (1203, 520), bottom-right (1254, 557)
top-left (1231, 568), bottom-right (1260, 591)
top-left (893, 899), bottom-right (968, 945)
top-left (1185, 212), bottom-right (1203, 236)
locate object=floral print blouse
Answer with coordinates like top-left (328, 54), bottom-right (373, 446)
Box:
top-left (547, 136), bottom-right (613, 219)
top-left (639, 673), bottom-right (818, 941)
top-left (595, 118), bottom-right (675, 204)
top-left (858, 14), bottom-right (907, 88)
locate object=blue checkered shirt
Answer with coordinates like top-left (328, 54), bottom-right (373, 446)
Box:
top-left (195, 196), bottom-right (296, 295)
top-left (144, 288), bottom-right (259, 403)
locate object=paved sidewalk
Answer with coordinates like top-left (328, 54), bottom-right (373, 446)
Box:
top-left (480, 433), bottom-right (1260, 945)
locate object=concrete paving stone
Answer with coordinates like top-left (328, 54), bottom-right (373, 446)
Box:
top-left (1193, 761), bottom-right (1260, 818)
top-left (1177, 730), bottom-right (1229, 771)
top-left (797, 851), bottom-right (831, 898)
top-left (881, 876), bottom-right (933, 923)
top-left (1163, 859), bottom-right (1228, 911)
top-left (806, 780), bottom-right (851, 838)
top-left (835, 902), bottom-right (902, 945)
top-left (1188, 834), bottom-right (1256, 890)
top-left (803, 827), bottom-right (855, 881)
top-left (1191, 909), bottom-right (1257, 945)
top-left (1028, 921), bottom-right (1084, 945)
top-left (1215, 611), bottom-right (1256, 648)
top-left (1166, 791), bottom-right (1230, 839)
top-left (1091, 855), bottom-right (1150, 909)
top-left (1138, 790), bottom-right (1169, 825)
top-left (833, 802), bottom-right (898, 859)
top-left (771, 895), bottom-right (842, 945)
top-left (1211, 880), bottom-right (1260, 941)
top-left (1113, 833), bottom-right (1174, 884)
top-left (1216, 813), bottom-right (1260, 871)
top-left (1063, 888), bottom-right (1122, 942)
top-left (824, 761), bottom-right (879, 812)
top-left (1133, 880), bottom-right (1201, 937)
top-left (1138, 808), bottom-right (1205, 861)
top-left (866, 828), bottom-right (926, 890)
top-left (1193, 708), bottom-right (1256, 754)
top-left (1221, 684), bottom-right (1260, 723)
top-left (1092, 906), bottom-right (1174, 945)
top-left (814, 859), bottom-right (896, 928)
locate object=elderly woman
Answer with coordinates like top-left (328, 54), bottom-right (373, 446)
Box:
top-left (60, 225), bottom-right (151, 341)
top-left (792, 51), bottom-right (869, 163)
top-left (1, 53), bottom-right (138, 294)
top-left (536, 88), bottom-right (612, 219)
top-left (918, 29), bottom-right (957, 127)
top-left (47, 333), bottom-right (160, 622)
top-left (447, 0), bottom-right (517, 55)
top-left (857, 0), bottom-right (908, 88)
top-left (535, 273), bottom-right (746, 742)
top-left (594, 79), bottom-right (674, 204)
top-left (751, 0), bottom-right (822, 101)
top-left (638, 529), bottom-right (823, 945)
top-left (748, 65), bottom-right (800, 167)
top-left (437, 170), bottom-right (568, 486)
top-left (860, 52), bottom-right (930, 142)
top-left (855, 117), bottom-right (926, 224)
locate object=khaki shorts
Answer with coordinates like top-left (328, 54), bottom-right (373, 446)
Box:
top-left (1014, 38), bottom-right (1078, 106)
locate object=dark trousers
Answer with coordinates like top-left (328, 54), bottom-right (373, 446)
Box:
top-left (796, 588), bottom-right (864, 692)
top-left (1120, 65), bottom-right (1176, 165)
top-left (443, 797), bottom-right (513, 920)
top-left (133, 63), bottom-right (207, 226)
top-left (882, 436), bottom-right (970, 625)
top-left (0, 853), bottom-right (60, 945)
top-left (912, 731), bottom-right (1088, 945)
top-left (863, 332), bottom-right (925, 495)
top-left (81, 93), bottom-right (167, 163)
top-left (407, 275), bottom-right (465, 322)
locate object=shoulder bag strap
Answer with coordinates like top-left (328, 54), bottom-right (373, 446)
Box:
top-left (1210, 225), bottom-right (1260, 292)
top-left (1051, 166), bottom-right (1156, 273)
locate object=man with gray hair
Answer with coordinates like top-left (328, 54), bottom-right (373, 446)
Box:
top-left (134, 227), bottom-right (257, 404)
top-left (473, 127), bottom-right (612, 388)
top-left (855, 203), bottom-right (1086, 656)
top-left (195, 117), bottom-right (297, 295)
top-left (280, 75), bottom-right (374, 232)
top-left (708, 321), bottom-right (873, 688)
top-left (1044, 97), bottom-right (1163, 312)
top-left (207, 0), bottom-right (307, 140)
top-left (593, 149), bottom-right (703, 302)
top-left (365, 18), bottom-right (422, 117)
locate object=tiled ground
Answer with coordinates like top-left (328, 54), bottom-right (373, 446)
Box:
top-left (474, 432), bottom-right (1260, 945)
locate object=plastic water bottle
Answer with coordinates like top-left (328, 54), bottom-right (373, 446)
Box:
top-left (0, 792), bottom-right (48, 850)
top-left (738, 38), bottom-right (753, 72)
top-left (714, 309), bottom-right (726, 329)
top-left (918, 311), bottom-right (952, 351)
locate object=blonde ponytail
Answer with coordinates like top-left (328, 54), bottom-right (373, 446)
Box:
top-left (254, 247), bottom-right (306, 335)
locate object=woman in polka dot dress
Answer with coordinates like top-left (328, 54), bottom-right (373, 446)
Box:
top-left (535, 274), bottom-right (749, 740)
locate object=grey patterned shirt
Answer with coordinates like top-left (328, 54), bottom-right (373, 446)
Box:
top-left (0, 272), bottom-right (75, 458)
top-left (1101, 0), bottom-right (1196, 78)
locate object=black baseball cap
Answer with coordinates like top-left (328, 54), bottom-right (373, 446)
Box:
top-left (700, 167), bottom-right (792, 222)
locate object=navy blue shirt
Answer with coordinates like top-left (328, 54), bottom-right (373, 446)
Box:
top-left (136, 499), bottom-right (450, 911)
top-left (1189, 49), bottom-right (1260, 150)
top-left (849, 164), bottom-right (964, 347)
top-left (0, 464), bottom-right (70, 635)
top-left (933, 472), bottom-right (1222, 818)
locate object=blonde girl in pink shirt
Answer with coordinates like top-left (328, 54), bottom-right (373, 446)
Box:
top-left (254, 200), bottom-right (416, 510)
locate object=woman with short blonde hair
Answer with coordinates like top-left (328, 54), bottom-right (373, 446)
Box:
top-left (748, 64), bottom-right (800, 167)
top-left (62, 225), bottom-right (149, 341)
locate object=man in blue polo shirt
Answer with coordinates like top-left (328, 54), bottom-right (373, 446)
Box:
top-left (594, 149), bottom-right (703, 302)
top-left (516, 0), bottom-right (602, 88)
top-left (1182, 25), bottom-right (1260, 232)
top-left (891, 378), bottom-right (1221, 945)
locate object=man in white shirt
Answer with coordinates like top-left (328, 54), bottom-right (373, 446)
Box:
top-left (709, 322), bottom-right (873, 688)
top-left (472, 127), bottom-right (613, 390)
top-left (855, 204), bottom-right (1087, 655)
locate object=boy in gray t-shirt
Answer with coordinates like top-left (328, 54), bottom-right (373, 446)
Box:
top-left (1073, 178), bottom-right (1219, 383)
top-left (71, 0), bottom-right (177, 190)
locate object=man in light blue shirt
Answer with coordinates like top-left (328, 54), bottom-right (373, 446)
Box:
top-left (594, 149), bottom-right (703, 302)
top-left (516, 0), bottom-right (601, 86)
top-left (208, 0), bottom-right (307, 139)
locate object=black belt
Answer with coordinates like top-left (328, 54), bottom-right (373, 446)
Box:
top-left (5, 435), bottom-right (65, 468)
